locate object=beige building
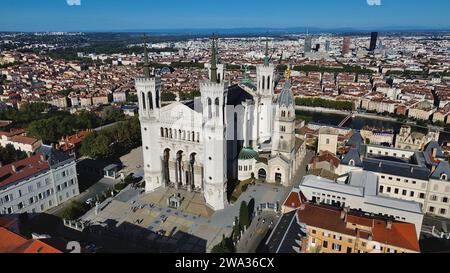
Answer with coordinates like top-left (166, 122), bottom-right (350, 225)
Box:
top-left (408, 101), bottom-right (437, 121)
top-left (317, 127), bottom-right (338, 155)
top-left (395, 125), bottom-right (439, 151)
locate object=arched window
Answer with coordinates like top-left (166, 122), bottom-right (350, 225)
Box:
top-left (215, 98), bottom-right (220, 117)
top-left (281, 110), bottom-right (286, 118)
top-left (217, 73), bottom-right (221, 83)
top-left (160, 128), bottom-right (164, 137)
top-left (207, 98), bottom-right (212, 119)
top-left (169, 128), bottom-right (172, 139)
top-left (349, 159), bottom-right (355, 167)
top-left (267, 76), bottom-right (271, 90)
top-left (156, 89), bottom-right (160, 108)
top-left (141, 92), bottom-right (146, 110)
top-left (262, 76), bottom-right (266, 90)
top-left (192, 131), bottom-right (195, 142)
top-left (441, 174), bottom-right (448, 180)
top-left (164, 128), bottom-right (168, 138)
top-left (148, 92), bottom-right (153, 110)
top-left (179, 130), bottom-right (182, 140)
top-left (196, 132), bottom-right (200, 143)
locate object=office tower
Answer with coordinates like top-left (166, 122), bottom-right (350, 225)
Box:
top-left (370, 32), bottom-right (378, 51)
top-left (342, 36), bottom-right (351, 56)
top-left (325, 40), bottom-right (331, 52)
top-left (304, 35), bottom-right (312, 53)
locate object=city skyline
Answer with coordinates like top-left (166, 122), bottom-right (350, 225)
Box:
top-left (1, 0), bottom-right (450, 32)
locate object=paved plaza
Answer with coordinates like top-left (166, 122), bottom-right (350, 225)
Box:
top-left (79, 150), bottom-right (313, 252)
top-left (82, 181), bottom-right (288, 252)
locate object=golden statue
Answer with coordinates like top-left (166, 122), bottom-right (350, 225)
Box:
top-left (284, 66), bottom-right (291, 80)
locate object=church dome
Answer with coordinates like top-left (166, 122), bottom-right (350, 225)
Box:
top-left (278, 80), bottom-right (294, 107)
top-left (238, 147), bottom-right (259, 160)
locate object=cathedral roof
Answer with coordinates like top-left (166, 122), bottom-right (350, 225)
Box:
top-left (239, 147), bottom-right (259, 160)
top-left (278, 80), bottom-right (294, 107)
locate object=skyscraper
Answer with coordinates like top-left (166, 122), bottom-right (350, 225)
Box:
top-left (370, 32), bottom-right (378, 51)
top-left (304, 35), bottom-right (312, 53)
top-left (325, 40), bottom-right (331, 52)
top-left (342, 36), bottom-right (351, 56)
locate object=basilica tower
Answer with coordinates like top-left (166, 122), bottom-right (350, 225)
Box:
top-left (201, 35), bottom-right (228, 211)
top-left (136, 36), bottom-right (163, 192)
top-left (256, 39), bottom-right (276, 145)
top-left (272, 68), bottom-right (295, 159)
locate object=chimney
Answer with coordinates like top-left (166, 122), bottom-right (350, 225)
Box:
top-left (11, 164), bottom-right (17, 173)
top-left (299, 204), bottom-right (306, 210)
top-left (386, 220), bottom-right (392, 230)
top-left (40, 154), bottom-right (45, 162)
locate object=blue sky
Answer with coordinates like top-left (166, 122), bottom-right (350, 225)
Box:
top-left (1, 0), bottom-right (449, 32)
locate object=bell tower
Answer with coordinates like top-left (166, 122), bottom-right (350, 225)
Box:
top-left (136, 35), bottom-right (163, 192)
top-left (256, 38), bottom-right (276, 145)
top-left (202, 34), bottom-right (228, 211)
top-left (272, 68), bottom-right (295, 159)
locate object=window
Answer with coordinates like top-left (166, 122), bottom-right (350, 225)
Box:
top-left (402, 190), bottom-right (407, 196)
top-left (332, 243), bottom-right (342, 251)
top-left (443, 197), bottom-right (449, 203)
top-left (323, 241), bottom-right (328, 248)
top-left (440, 208), bottom-right (446, 215)
top-left (431, 195), bottom-right (438, 201)
top-left (312, 229), bottom-right (316, 234)
top-left (387, 187), bottom-right (391, 193)
top-left (326, 138), bottom-right (330, 145)
top-left (419, 193), bottom-right (425, 199)
top-left (379, 186), bottom-right (384, 193)
top-left (394, 188), bottom-right (399, 194)
top-left (410, 191), bottom-right (415, 197)
top-left (429, 206), bottom-right (435, 213)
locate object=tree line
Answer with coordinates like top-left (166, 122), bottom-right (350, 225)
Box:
top-left (295, 97), bottom-right (354, 111)
top-left (79, 116), bottom-right (141, 160)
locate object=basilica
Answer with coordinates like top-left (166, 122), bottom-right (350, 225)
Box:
top-left (135, 36), bottom-right (305, 211)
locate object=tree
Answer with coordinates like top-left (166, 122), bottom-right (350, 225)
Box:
top-left (211, 235), bottom-right (235, 253)
top-left (161, 91), bottom-right (176, 102)
top-left (102, 106), bottom-right (124, 124)
top-left (239, 201), bottom-right (250, 230)
top-left (61, 201), bottom-right (86, 220)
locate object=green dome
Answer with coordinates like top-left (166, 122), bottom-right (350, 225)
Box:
top-left (238, 147), bottom-right (259, 160)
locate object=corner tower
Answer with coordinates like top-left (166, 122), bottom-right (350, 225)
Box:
top-left (136, 35), bottom-right (163, 192)
top-left (256, 38), bottom-right (276, 144)
top-left (201, 34), bottom-right (228, 211)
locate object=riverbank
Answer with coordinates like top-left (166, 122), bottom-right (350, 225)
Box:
top-left (295, 106), bottom-right (398, 122)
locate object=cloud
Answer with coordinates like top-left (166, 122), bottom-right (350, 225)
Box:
top-left (367, 0), bottom-right (381, 6)
top-left (66, 0), bottom-right (81, 6)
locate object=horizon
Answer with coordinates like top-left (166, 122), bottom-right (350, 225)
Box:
top-left (1, 0), bottom-right (450, 32)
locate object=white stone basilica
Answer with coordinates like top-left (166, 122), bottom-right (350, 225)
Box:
top-left (136, 37), bottom-right (305, 211)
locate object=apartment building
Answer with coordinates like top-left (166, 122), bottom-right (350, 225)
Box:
top-left (266, 203), bottom-right (420, 253)
top-left (338, 137), bottom-right (450, 219)
top-left (0, 146), bottom-right (79, 215)
top-left (298, 171), bottom-right (423, 237)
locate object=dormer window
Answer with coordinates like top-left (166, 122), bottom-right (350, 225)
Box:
top-left (349, 159), bottom-right (355, 167)
top-left (441, 173), bottom-right (448, 180)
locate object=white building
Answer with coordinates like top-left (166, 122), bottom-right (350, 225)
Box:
top-left (0, 146), bottom-right (79, 215)
top-left (299, 171), bottom-right (423, 237)
top-left (138, 37), bottom-right (304, 211)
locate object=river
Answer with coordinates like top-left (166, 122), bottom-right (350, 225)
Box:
top-left (296, 110), bottom-right (450, 143)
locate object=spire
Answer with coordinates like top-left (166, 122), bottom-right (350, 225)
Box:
top-left (143, 34), bottom-right (151, 78)
top-left (264, 37), bottom-right (270, 66)
top-left (210, 33), bottom-right (218, 83)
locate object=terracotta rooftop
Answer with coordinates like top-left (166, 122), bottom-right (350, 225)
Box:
top-left (0, 154), bottom-right (50, 189)
top-left (0, 227), bottom-right (61, 253)
top-left (297, 203), bottom-right (420, 252)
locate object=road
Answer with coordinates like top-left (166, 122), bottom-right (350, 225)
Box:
top-left (46, 177), bottom-right (120, 217)
top-left (236, 212), bottom-right (278, 253)
top-left (235, 150), bottom-right (314, 253)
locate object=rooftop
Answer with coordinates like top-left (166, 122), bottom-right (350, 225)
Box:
top-left (0, 154), bottom-right (50, 189)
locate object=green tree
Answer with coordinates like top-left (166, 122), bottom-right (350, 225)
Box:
top-left (161, 91), bottom-right (177, 102)
top-left (211, 235), bottom-right (235, 253)
top-left (239, 201), bottom-right (250, 230)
